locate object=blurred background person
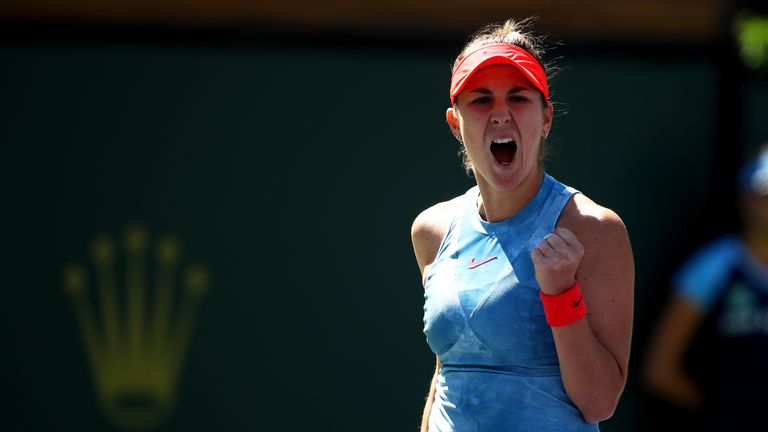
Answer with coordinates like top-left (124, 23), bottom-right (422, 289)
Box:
top-left (644, 144), bottom-right (768, 432)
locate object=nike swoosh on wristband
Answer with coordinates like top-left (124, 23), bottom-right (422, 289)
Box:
top-left (468, 256), bottom-right (497, 269)
top-left (573, 296), bottom-right (583, 307)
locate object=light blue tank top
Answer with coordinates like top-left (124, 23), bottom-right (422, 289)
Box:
top-left (423, 173), bottom-right (597, 431)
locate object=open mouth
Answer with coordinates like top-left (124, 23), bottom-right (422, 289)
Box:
top-left (490, 138), bottom-right (517, 166)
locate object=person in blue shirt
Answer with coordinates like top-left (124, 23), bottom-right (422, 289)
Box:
top-left (644, 145), bottom-right (768, 431)
top-left (410, 18), bottom-right (634, 431)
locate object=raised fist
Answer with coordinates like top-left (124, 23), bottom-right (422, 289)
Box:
top-left (531, 227), bottom-right (584, 295)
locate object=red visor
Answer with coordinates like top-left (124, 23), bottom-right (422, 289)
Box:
top-left (450, 43), bottom-right (549, 105)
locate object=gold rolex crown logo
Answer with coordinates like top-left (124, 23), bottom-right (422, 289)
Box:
top-left (63, 225), bottom-right (209, 430)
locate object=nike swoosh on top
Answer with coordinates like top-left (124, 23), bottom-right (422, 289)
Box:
top-left (468, 256), bottom-right (497, 269)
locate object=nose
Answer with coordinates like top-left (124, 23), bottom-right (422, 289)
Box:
top-left (490, 101), bottom-right (511, 125)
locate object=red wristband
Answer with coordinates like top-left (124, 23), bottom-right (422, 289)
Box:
top-left (539, 281), bottom-right (588, 327)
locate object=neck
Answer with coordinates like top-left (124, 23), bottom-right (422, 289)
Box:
top-left (476, 170), bottom-right (544, 222)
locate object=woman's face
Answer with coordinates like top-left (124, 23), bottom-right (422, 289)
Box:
top-left (448, 65), bottom-right (552, 193)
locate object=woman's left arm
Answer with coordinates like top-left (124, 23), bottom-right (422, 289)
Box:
top-left (532, 194), bottom-right (634, 424)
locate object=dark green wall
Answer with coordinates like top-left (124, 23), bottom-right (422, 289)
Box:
top-left (2, 40), bottom-right (736, 431)
top-left (744, 79), bottom-right (768, 155)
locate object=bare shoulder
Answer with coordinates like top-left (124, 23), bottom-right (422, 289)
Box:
top-left (411, 196), bottom-right (463, 275)
top-left (558, 193), bottom-right (630, 247)
top-left (558, 192), bottom-right (634, 298)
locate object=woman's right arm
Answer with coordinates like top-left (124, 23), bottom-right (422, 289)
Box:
top-left (411, 200), bottom-right (456, 431)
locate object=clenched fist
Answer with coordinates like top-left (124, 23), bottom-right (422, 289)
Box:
top-left (531, 227), bottom-right (585, 295)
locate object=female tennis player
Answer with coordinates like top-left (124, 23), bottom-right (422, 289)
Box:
top-left (411, 19), bottom-right (635, 431)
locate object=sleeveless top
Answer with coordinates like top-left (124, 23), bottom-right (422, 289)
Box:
top-left (423, 173), bottom-right (597, 431)
top-left (673, 236), bottom-right (768, 431)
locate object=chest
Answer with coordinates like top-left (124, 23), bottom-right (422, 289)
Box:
top-left (423, 231), bottom-right (555, 364)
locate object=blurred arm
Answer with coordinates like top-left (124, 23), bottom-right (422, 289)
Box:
top-left (643, 295), bottom-right (705, 408)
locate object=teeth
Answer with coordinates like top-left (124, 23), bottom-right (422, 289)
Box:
top-left (492, 138), bottom-right (514, 144)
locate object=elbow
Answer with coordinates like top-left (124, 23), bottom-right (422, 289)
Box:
top-left (643, 364), bottom-right (664, 394)
top-left (571, 371), bottom-right (626, 424)
top-left (579, 398), bottom-right (619, 424)
top-left (643, 357), bottom-right (678, 396)
top-left (567, 362), bottom-right (628, 424)
top-left (573, 384), bottom-right (624, 424)
top-left (582, 406), bottom-right (616, 424)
